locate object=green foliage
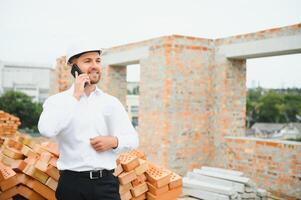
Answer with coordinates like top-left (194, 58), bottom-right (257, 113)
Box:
top-left (127, 86), bottom-right (139, 95)
top-left (247, 88), bottom-right (301, 128)
top-left (0, 90), bottom-right (42, 132)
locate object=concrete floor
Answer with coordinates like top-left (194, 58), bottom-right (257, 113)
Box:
top-left (178, 196), bottom-right (199, 200)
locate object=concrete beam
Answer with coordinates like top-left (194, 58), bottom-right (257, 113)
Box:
top-left (102, 46), bottom-right (149, 66)
top-left (187, 172), bottom-right (245, 193)
top-left (183, 177), bottom-right (236, 196)
top-left (201, 166), bottom-right (244, 177)
top-left (193, 169), bottom-right (250, 185)
top-left (183, 188), bottom-right (231, 200)
top-left (218, 35), bottom-right (301, 59)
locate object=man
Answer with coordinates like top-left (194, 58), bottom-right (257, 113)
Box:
top-left (38, 46), bottom-right (139, 200)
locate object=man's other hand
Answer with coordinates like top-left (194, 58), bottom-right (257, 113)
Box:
top-left (90, 136), bottom-right (118, 152)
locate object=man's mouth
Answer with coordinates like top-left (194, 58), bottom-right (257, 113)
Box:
top-left (89, 71), bottom-right (99, 75)
top-left (88, 69), bottom-right (100, 76)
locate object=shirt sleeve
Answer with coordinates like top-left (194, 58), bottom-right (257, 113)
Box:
top-left (106, 98), bottom-right (139, 153)
top-left (38, 95), bottom-right (79, 138)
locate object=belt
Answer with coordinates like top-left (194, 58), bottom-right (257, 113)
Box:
top-left (60, 169), bottom-right (115, 179)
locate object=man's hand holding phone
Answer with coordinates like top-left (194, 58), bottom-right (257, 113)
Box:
top-left (73, 71), bottom-right (90, 100)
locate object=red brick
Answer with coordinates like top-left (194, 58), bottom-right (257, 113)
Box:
top-left (145, 164), bottom-right (171, 188)
top-left (117, 154), bottom-right (140, 172)
top-left (40, 141), bottom-right (59, 157)
top-left (26, 178), bottom-right (56, 200)
top-left (114, 163), bottom-right (124, 176)
top-left (35, 160), bottom-right (49, 172)
top-left (0, 173), bottom-right (29, 191)
top-left (21, 144), bottom-right (34, 157)
top-left (135, 159), bottom-right (148, 175)
top-left (120, 190), bottom-right (132, 200)
top-left (146, 186), bottom-right (182, 200)
top-left (23, 164), bottom-right (49, 184)
top-left (0, 185), bottom-right (18, 199)
top-left (1, 153), bottom-right (23, 166)
top-left (168, 172), bottom-right (182, 189)
top-left (40, 151), bottom-right (53, 163)
top-left (11, 160), bottom-right (28, 172)
top-left (119, 182), bottom-right (132, 194)
top-left (119, 170), bottom-right (137, 185)
top-left (49, 157), bottom-right (58, 167)
top-left (126, 150), bottom-right (147, 160)
top-left (2, 145), bottom-right (24, 159)
top-left (147, 182), bottom-right (169, 196)
top-left (130, 182), bottom-right (148, 197)
top-left (17, 185), bottom-right (45, 200)
top-left (45, 177), bottom-right (58, 191)
top-left (45, 164), bottom-right (60, 181)
top-left (132, 173), bottom-right (147, 187)
top-left (131, 192), bottom-right (146, 200)
top-left (0, 162), bottom-right (16, 181)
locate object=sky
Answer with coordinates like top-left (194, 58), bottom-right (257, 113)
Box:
top-left (0, 0), bottom-right (300, 88)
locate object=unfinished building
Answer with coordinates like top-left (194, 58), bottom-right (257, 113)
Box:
top-left (54, 23), bottom-right (301, 199)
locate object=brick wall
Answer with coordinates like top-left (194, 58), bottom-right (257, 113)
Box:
top-left (99, 65), bottom-right (127, 106)
top-left (138, 36), bottom-right (215, 174)
top-left (223, 137), bottom-right (301, 199)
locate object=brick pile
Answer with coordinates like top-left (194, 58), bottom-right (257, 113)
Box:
top-left (55, 56), bottom-right (72, 93)
top-left (115, 150), bottom-right (183, 200)
top-left (0, 134), bottom-right (59, 200)
top-left (0, 133), bottom-right (182, 200)
top-left (0, 111), bottom-right (21, 136)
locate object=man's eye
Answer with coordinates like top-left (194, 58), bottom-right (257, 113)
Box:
top-left (84, 60), bottom-right (91, 63)
top-left (96, 60), bottom-right (101, 63)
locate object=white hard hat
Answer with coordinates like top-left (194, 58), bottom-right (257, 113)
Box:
top-left (66, 43), bottom-right (103, 64)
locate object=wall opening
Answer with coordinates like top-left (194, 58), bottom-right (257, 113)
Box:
top-left (126, 64), bottom-right (140, 129)
top-left (245, 54), bottom-right (301, 141)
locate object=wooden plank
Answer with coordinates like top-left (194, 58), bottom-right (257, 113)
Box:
top-left (187, 172), bottom-right (245, 193)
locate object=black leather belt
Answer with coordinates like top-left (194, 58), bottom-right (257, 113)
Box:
top-left (60, 169), bottom-right (114, 179)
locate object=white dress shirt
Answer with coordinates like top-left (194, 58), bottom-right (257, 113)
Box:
top-left (38, 85), bottom-right (139, 171)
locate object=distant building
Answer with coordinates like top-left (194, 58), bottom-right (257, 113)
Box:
top-left (251, 123), bottom-right (284, 138)
top-left (0, 61), bottom-right (54, 102)
top-left (249, 122), bottom-right (301, 140)
top-left (276, 123), bottom-right (301, 140)
top-left (127, 82), bottom-right (139, 128)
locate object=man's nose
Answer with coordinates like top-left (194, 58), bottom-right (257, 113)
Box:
top-left (89, 62), bottom-right (101, 72)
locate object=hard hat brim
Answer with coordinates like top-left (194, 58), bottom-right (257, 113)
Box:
top-left (67, 49), bottom-right (103, 64)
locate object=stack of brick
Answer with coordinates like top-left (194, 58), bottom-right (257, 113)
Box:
top-left (54, 56), bottom-right (72, 93)
top-left (0, 111), bottom-right (21, 136)
top-left (0, 133), bottom-right (59, 200)
top-left (115, 150), bottom-right (183, 200)
top-left (0, 132), bottom-right (182, 200)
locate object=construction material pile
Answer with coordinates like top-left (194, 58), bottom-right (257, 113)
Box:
top-left (183, 166), bottom-right (268, 200)
top-left (0, 134), bottom-right (59, 200)
top-left (115, 150), bottom-right (183, 200)
top-left (0, 133), bottom-right (183, 200)
top-left (0, 111), bottom-right (21, 136)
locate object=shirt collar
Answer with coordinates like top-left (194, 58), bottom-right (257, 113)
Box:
top-left (67, 84), bottom-right (103, 96)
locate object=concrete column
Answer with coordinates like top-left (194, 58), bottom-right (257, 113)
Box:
top-left (100, 65), bottom-right (127, 106)
top-left (138, 36), bottom-right (215, 175)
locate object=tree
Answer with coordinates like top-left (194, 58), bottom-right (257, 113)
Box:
top-left (246, 88), bottom-right (301, 126)
top-left (0, 90), bottom-right (42, 132)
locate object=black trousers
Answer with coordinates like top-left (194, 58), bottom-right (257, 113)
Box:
top-left (55, 170), bottom-right (121, 200)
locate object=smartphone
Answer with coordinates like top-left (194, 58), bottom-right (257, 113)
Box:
top-left (71, 64), bottom-right (89, 87)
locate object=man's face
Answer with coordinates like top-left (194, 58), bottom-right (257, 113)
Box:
top-left (74, 51), bottom-right (102, 84)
